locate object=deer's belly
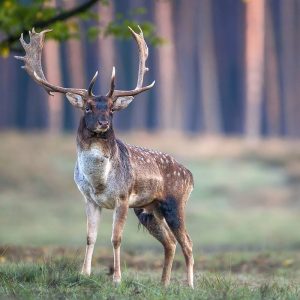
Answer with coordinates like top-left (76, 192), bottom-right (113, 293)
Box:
top-left (128, 190), bottom-right (162, 208)
top-left (128, 193), bottom-right (151, 207)
top-left (128, 175), bottom-right (164, 208)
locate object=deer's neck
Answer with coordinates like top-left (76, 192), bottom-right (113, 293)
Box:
top-left (76, 118), bottom-right (117, 158)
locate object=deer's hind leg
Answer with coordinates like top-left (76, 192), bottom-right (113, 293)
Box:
top-left (160, 196), bottom-right (194, 288)
top-left (134, 204), bottom-right (177, 287)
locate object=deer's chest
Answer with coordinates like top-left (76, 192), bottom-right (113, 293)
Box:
top-left (75, 148), bottom-right (117, 209)
top-left (78, 148), bottom-right (111, 185)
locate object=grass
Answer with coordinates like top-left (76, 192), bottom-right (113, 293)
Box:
top-left (0, 253), bottom-right (300, 299)
top-left (1, 132), bottom-right (300, 298)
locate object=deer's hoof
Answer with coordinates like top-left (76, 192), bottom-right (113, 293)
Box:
top-left (113, 276), bottom-right (121, 285)
top-left (182, 279), bottom-right (194, 289)
top-left (80, 270), bottom-right (91, 276)
top-left (161, 280), bottom-right (170, 288)
top-left (187, 281), bottom-right (194, 289)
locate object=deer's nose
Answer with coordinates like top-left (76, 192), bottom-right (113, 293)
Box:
top-left (98, 120), bottom-right (109, 127)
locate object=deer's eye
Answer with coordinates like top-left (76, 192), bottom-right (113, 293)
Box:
top-left (85, 106), bottom-right (91, 113)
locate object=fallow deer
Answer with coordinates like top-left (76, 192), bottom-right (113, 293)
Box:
top-left (16, 27), bottom-right (194, 288)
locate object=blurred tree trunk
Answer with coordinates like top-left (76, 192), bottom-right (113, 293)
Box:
top-left (280, 0), bottom-right (298, 137)
top-left (198, 0), bottom-right (221, 135)
top-left (176, 0), bottom-right (198, 132)
top-left (64, 0), bottom-right (86, 130)
top-left (154, 0), bottom-right (182, 132)
top-left (44, 0), bottom-right (63, 133)
top-left (212, 0), bottom-right (245, 134)
top-left (0, 59), bottom-right (14, 127)
top-left (264, 4), bottom-right (280, 136)
top-left (296, 1), bottom-right (300, 137)
top-left (245, 0), bottom-right (265, 141)
top-left (97, 1), bottom-right (115, 93)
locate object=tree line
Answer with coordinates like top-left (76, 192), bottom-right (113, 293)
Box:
top-left (0, 0), bottom-right (299, 139)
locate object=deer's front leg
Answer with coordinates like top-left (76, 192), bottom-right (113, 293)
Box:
top-left (81, 200), bottom-right (101, 276)
top-left (111, 200), bottom-right (128, 284)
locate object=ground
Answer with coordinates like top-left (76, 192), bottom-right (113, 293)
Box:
top-left (0, 132), bottom-right (300, 299)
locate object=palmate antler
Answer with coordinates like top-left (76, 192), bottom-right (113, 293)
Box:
top-left (15, 26), bottom-right (155, 108)
top-left (15, 28), bottom-right (90, 98)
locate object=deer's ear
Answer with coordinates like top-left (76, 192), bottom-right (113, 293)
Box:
top-left (66, 92), bottom-right (85, 109)
top-left (112, 96), bottom-right (134, 111)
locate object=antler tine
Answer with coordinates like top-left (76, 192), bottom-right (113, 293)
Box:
top-left (111, 26), bottom-right (155, 99)
top-left (107, 66), bottom-right (116, 97)
top-left (88, 71), bottom-right (99, 96)
top-left (15, 29), bottom-right (88, 97)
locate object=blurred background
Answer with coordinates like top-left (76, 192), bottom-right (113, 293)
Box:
top-left (0, 0), bottom-right (300, 258)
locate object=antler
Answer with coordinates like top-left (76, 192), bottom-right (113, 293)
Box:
top-left (15, 28), bottom-right (94, 98)
top-left (15, 27), bottom-right (154, 105)
top-left (108, 26), bottom-right (155, 99)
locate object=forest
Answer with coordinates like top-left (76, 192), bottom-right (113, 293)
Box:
top-left (1, 0), bottom-right (299, 139)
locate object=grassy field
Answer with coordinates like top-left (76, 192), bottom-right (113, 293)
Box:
top-left (0, 248), bottom-right (300, 299)
top-left (0, 132), bottom-right (300, 298)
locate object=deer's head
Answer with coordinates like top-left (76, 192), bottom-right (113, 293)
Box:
top-left (15, 27), bottom-right (155, 133)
